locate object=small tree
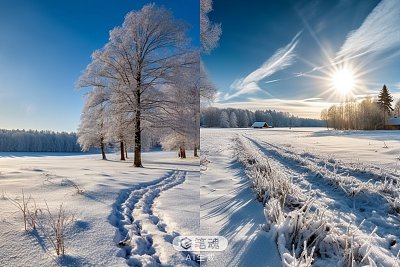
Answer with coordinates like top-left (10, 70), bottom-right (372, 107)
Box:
top-left (77, 88), bottom-right (109, 160)
top-left (230, 112), bottom-right (238, 128)
top-left (377, 84), bottom-right (393, 126)
top-left (320, 108), bottom-right (329, 129)
top-left (394, 99), bottom-right (400, 116)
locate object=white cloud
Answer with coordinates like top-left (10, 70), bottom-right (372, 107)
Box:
top-left (224, 31), bottom-right (302, 100)
top-left (336, 0), bottom-right (400, 60)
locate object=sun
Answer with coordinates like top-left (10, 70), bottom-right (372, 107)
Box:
top-left (331, 68), bottom-right (355, 96)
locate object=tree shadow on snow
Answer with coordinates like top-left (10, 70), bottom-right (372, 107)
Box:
top-left (202, 159), bottom-right (280, 266)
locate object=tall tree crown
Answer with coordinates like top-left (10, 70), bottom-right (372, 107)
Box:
top-left (377, 84), bottom-right (393, 114)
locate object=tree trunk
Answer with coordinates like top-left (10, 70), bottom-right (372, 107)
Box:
top-left (179, 147), bottom-right (186, 159)
top-left (134, 75), bottom-right (143, 167)
top-left (100, 138), bottom-right (107, 160)
top-left (194, 145), bottom-right (199, 157)
top-left (383, 110), bottom-right (386, 129)
top-left (125, 146), bottom-right (128, 159)
top-left (120, 141), bottom-right (125, 161)
top-left (134, 112), bottom-right (142, 167)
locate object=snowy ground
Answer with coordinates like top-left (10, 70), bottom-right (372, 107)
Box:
top-left (201, 127), bottom-right (400, 267)
top-left (0, 151), bottom-right (199, 267)
top-left (200, 130), bottom-right (281, 267)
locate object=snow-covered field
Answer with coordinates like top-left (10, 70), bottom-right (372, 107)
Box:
top-left (201, 127), bottom-right (400, 267)
top-left (3, 127), bottom-right (400, 266)
top-left (0, 151), bottom-right (199, 267)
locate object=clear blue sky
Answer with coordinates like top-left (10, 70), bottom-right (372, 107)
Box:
top-left (0, 0), bottom-right (199, 132)
top-left (203, 0), bottom-right (400, 118)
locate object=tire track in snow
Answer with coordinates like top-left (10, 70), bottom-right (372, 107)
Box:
top-left (246, 135), bottom-right (400, 213)
top-left (109, 170), bottom-right (197, 266)
top-left (253, 135), bottom-right (400, 184)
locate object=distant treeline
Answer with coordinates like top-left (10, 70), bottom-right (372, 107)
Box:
top-left (321, 85), bottom-right (400, 130)
top-left (201, 107), bottom-right (324, 128)
top-left (0, 129), bottom-right (81, 152)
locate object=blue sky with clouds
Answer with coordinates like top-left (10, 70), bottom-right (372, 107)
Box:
top-left (203, 0), bottom-right (400, 118)
top-left (0, 0), bottom-right (199, 132)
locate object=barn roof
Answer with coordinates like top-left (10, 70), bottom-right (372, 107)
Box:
top-left (387, 117), bottom-right (400, 126)
top-left (251, 122), bottom-right (268, 128)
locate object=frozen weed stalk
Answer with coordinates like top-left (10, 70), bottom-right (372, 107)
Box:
top-left (6, 189), bottom-right (31, 232)
top-left (37, 202), bottom-right (75, 256)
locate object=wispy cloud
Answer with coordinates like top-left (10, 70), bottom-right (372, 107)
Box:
top-left (224, 31), bottom-right (302, 100)
top-left (336, 0), bottom-right (400, 60)
top-left (273, 0), bottom-right (400, 84)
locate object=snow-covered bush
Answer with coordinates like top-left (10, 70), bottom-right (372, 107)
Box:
top-left (235, 135), bottom-right (303, 207)
top-left (277, 201), bottom-right (334, 266)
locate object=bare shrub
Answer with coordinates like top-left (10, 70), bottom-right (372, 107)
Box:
top-left (6, 189), bottom-right (31, 231)
top-left (27, 198), bottom-right (40, 230)
top-left (6, 189), bottom-right (75, 256)
top-left (37, 202), bottom-right (75, 256)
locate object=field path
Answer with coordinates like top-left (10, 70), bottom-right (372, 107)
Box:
top-left (110, 170), bottom-right (198, 266)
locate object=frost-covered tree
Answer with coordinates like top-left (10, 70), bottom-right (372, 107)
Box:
top-left (241, 111), bottom-right (250, 127)
top-left (200, 61), bottom-right (217, 103)
top-left (106, 89), bottom-right (133, 161)
top-left (200, 0), bottom-right (221, 103)
top-left (159, 52), bottom-right (199, 158)
top-left (200, 0), bottom-right (221, 54)
top-left (78, 4), bottom-right (190, 167)
top-left (77, 88), bottom-right (109, 160)
top-left (320, 108), bottom-right (329, 129)
top-left (220, 111), bottom-right (229, 128)
top-left (326, 97), bottom-right (383, 130)
top-left (229, 112), bottom-right (238, 128)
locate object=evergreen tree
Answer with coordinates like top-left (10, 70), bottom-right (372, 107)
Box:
top-left (229, 112), bottom-right (238, 128)
top-left (220, 111), bottom-right (230, 128)
top-left (377, 84), bottom-right (393, 125)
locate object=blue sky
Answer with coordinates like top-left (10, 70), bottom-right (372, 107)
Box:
top-left (0, 0), bottom-right (199, 132)
top-left (203, 0), bottom-right (400, 118)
